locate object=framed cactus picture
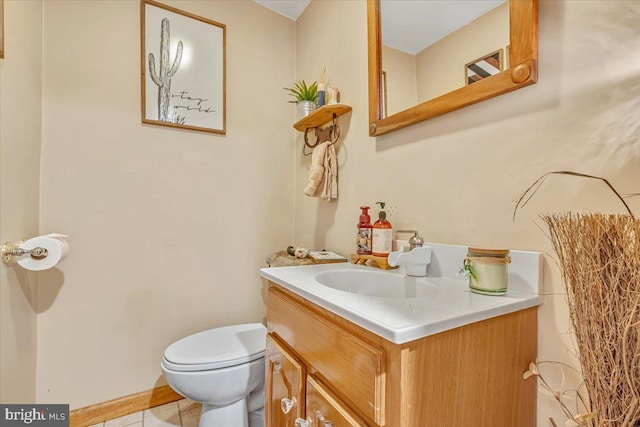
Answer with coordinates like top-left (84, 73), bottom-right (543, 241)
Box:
top-left (141, 0), bottom-right (226, 134)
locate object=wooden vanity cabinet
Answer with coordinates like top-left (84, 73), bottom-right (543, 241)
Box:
top-left (265, 333), bottom-right (306, 427)
top-left (265, 282), bottom-right (537, 427)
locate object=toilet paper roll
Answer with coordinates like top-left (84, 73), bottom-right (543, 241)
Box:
top-left (17, 233), bottom-right (69, 271)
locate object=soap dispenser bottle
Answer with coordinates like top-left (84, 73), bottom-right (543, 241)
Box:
top-left (372, 202), bottom-right (393, 256)
top-left (357, 206), bottom-right (373, 255)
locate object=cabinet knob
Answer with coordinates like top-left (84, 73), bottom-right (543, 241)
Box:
top-left (315, 411), bottom-right (334, 427)
top-left (281, 397), bottom-right (296, 414)
top-left (273, 361), bottom-right (282, 373)
top-left (294, 417), bottom-right (312, 427)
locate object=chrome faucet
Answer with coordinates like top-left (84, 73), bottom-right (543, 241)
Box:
top-left (388, 230), bottom-right (431, 276)
top-left (396, 230), bottom-right (424, 250)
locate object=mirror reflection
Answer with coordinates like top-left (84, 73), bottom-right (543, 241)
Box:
top-left (381, 0), bottom-right (509, 117)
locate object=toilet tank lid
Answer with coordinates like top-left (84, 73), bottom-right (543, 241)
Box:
top-left (163, 323), bottom-right (267, 370)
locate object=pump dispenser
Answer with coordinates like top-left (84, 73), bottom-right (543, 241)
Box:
top-left (357, 206), bottom-right (373, 255)
top-left (372, 202), bottom-right (393, 256)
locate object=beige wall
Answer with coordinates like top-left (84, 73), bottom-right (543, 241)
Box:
top-left (36, 0), bottom-right (295, 408)
top-left (381, 45), bottom-right (417, 117)
top-left (0, 0), bottom-right (42, 403)
top-left (295, 1), bottom-right (640, 425)
top-left (415, 2), bottom-right (509, 102)
top-left (2, 0), bottom-right (639, 424)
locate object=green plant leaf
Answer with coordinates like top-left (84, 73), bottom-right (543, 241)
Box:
top-left (284, 80), bottom-right (318, 103)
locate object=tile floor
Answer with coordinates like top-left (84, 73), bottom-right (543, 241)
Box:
top-left (89, 399), bottom-right (201, 427)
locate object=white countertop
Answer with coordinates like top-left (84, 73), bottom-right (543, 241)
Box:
top-left (260, 242), bottom-right (543, 344)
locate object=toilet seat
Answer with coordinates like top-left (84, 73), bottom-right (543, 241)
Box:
top-left (163, 323), bottom-right (266, 372)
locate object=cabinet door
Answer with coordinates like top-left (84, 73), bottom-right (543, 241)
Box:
top-left (268, 287), bottom-right (385, 426)
top-left (305, 375), bottom-right (367, 427)
top-left (266, 333), bottom-right (306, 427)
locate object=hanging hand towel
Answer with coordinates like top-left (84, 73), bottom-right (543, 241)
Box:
top-left (304, 141), bottom-right (328, 197)
top-left (321, 143), bottom-right (338, 201)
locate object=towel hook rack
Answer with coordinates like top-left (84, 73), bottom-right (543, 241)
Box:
top-left (303, 113), bottom-right (340, 156)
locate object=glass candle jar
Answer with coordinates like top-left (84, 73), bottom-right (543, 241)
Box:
top-left (464, 247), bottom-right (511, 295)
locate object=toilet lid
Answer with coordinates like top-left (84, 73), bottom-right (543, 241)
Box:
top-left (163, 323), bottom-right (267, 372)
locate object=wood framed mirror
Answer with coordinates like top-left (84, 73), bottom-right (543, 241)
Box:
top-left (367, 0), bottom-right (538, 136)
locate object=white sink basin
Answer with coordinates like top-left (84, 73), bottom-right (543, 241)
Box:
top-left (315, 269), bottom-right (439, 299)
top-left (260, 243), bottom-right (542, 343)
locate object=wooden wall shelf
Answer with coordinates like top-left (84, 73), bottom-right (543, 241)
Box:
top-left (293, 104), bottom-right (352, 131)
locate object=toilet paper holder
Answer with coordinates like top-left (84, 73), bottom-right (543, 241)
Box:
top-left (1, 241), bottom-right (49, 264)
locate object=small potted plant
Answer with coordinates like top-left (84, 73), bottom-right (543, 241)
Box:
top-left (284, 80), bottom-right (318, 119)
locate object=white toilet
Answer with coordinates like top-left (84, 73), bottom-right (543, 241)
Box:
top-left (161, 323), bottom-right (267, 427)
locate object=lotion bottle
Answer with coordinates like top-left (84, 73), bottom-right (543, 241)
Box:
top-left (357, 206), bottom-right (373, 255)
top-left (372, 202), bottom-right (393, 256)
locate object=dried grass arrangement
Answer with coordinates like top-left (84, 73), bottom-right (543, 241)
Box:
top-left (515, 172), bottom-right (640, 427)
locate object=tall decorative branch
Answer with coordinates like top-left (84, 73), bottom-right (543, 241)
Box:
top-left (516, 172), bottom-right (639, 427)
top-left (148, 18), bottom-right (183, 122)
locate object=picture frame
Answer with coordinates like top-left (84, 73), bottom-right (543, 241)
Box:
top-left (141, 0), bottom-right (226, 134)
top-left (1, 0), bottom-right (4, 59)
top-left (465, 48), bottom-right (503, 86)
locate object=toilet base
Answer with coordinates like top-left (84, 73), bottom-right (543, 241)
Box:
top-left (249, 407), bottom-right (264, 427)
top-left (198, 399), bottom-right (264, 427)
top-left (200, 399), bottom-right (247, 427)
